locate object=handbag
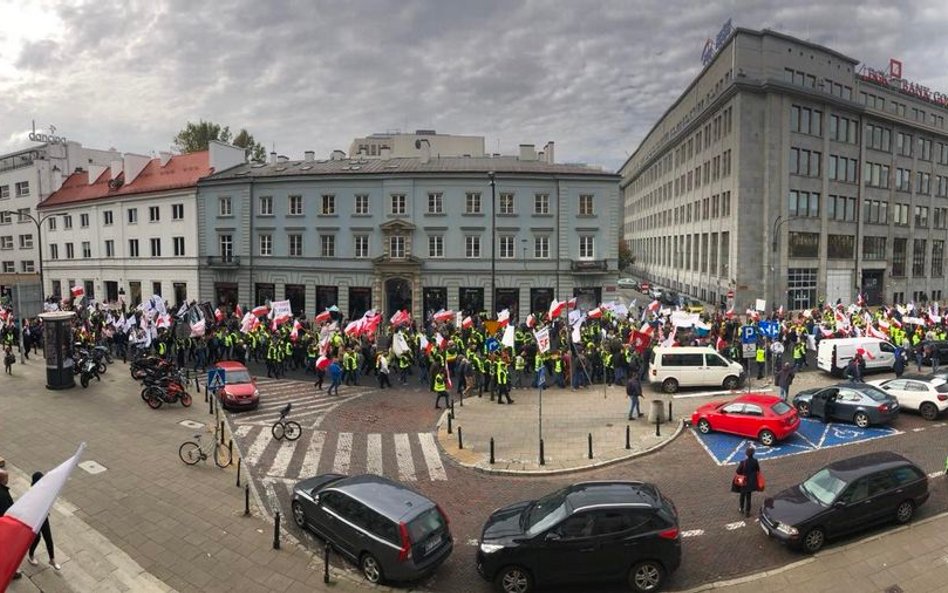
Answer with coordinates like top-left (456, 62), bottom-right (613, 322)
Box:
top-left (756, 472), bottom-right (766, 492)
top-left (731, 474), bottom-right (747, 492)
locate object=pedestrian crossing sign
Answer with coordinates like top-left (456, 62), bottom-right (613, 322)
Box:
top-left (207, 368), bottom-right (226, 390)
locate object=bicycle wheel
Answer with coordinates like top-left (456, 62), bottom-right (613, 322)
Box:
top-left (271, 422), bottom-right (285, 440)
top-left (283, 421), bottom-right (302, 441)
top-left (214, 443), bottom-right (232, 468)
top-left (179, 442), bottom-right (201, 465)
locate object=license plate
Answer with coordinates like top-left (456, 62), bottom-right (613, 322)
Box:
top-left (424, 535), bottom-right (442, 553)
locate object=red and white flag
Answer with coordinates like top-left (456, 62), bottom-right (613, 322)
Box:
top-left (856, 293), bottom-right (866, 307)
top-left (420, 334), bottom-right (433, 356)
top-left (588, 307), bottom-right (603, 320)
top-left (461, 316), bottom-right (473, 329)
top-left (567, 297), bottom-right (577, 310)
top-left (526, 313), bottom-right (536, 329)
top-left (0, 444), bottom-right (84, 589)
top-left (361, 310), bottom-right (382, 335)
top-left (214, 307), bottom-right (224, 322)
top-left (251, 305), bottom-right (269, 317)
top-left (156, 313), bottom-right (172, 329)
top-left (647, 300), bottom-right (661, 314)
top-left (715, 335), bottom-right (727, 351)
top-left (234, 304), bottom-right (243, 318)
top-left (314, 310), bottom-right (332, 324)
top-left (344, 319), bottom-right (363, 337)
top-left (240, 312), bottom-right (255, 334)
top-left (290, 320), bottom-right (303, 340)
top-left (432, 309), bottom-right (455, 324)
top-left (435, 332), bottom-right (447, 350)
top-left (630, 330), bottom-right (650, 354)
top-left (390, 309), bottom-right (411, 328)
top-left (725, 306), bottom-right (735, 319)
top-left (497, 309), bottom-right (510, 328)
top-left (70, 285), bottom-right (85, 300)
top-left (866, 325), bottom-right (887, 340)
top-left (189, 318), bottom-right (206, 337)
top-left (548, 299), bottom-right (565, 320)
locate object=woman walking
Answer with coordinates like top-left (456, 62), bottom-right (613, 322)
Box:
top-left (27, 472), bottom-right (62, 570)
top-left (733, 447), bottom-right (761, 518)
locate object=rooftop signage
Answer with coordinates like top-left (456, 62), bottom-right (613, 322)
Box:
top-left (28, 121), bottom-right (67, 145)
top-left (701, 19), bottom-right (734, 66)
top-left (857, 60), bottom-right (948, 109)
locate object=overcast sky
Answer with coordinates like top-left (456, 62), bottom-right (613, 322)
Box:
top-left (2, 0), bottom-right (948, 171)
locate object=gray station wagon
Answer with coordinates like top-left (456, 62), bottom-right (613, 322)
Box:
top-left (291, 473), bottom-right (453, 585)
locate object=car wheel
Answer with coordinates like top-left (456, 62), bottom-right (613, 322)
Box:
top-left (796, 402), bottom-right (810, 418)
top-left (920, 402), bottom-right (939, 421)
top-left (662, 378), bottom-right (678, 394)
top-left (291, 501), bottom-right (306, 528)
top-left (802, 527), bottom-right (825, 554)
top-left (853, 412), bottom-right (870, 428)
top-left (360, 552), bottom-right (383, 584)
top-left (895, 500), bottom-right (914, 524)
top-left (496, 566), bottom-right (533, 593)
top-left (696, 418), bottom-right (711, 434)
top-left (723, 375), bottom-right (740, 390)
top-left (628, 560), bottom-right (665, 593)
top-left (758, 430), bottom-right (776, 447)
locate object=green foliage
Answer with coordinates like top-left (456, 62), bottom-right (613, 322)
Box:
top-left (173, 120), bottom-right (266, 162)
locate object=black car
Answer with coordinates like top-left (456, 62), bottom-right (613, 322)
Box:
top-left (476, 481), bottom-right (681, 593)
top-left (760, 452), bottom-right (929, 553)
top-left (291, 474), bottom-right (452, 584)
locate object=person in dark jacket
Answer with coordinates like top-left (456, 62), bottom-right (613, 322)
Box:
top-left (734, 447), bottom-right (761, 518)
top-left (27, 472), bottom-right (61, 570)
top-left (0, 468), bottom-right (24, 580)
top-left (626, 375), bottom-right (643, 420)
top-left (893, 347), bottom-right (906, 378)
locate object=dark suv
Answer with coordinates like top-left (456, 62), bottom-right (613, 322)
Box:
top-left (476, 481), bottom-right (680, 593)
top-left (291, 474), bottom-right (452, 584)
top-left (760, 451), bottom-right (929, 553)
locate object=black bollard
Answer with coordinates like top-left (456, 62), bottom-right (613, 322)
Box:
top-left (236, 457), bottom-right (241, 487)
top-left (243, 484), bottom-right (250, 516)
top-left (588, 433), bottom-right (593, 460)
top-left (539, 438), bottom-right (545, 466)
top-left (626, 424), bottom-right (631, 450)
top-left (450, 398), bottom-right (455, 417)
top-left (209, 394), bottom-right (214, 415)
top-left (220, 421), bottom-right (225, 444)
top-left (447, 414), bottom-right (453, 434)
top-left (228, 439), bottom-right (233, 465)
top-left (668, 400), bottom-right (673, 423)
top-left (655, 414), bottom-right (661, 437)
top-left (323, 542), bottom-right (331, 584)
top-left (273, 511), bottom-right (281, 549)
top-left (203, 379), bottom-right (208, 403)
top-left (457, 426), bottom-right (463, 450)
top-left (490, 438), bottom-right (495, 464)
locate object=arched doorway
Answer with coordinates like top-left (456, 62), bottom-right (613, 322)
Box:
top-left (385, 277), bottom-right (412, 318)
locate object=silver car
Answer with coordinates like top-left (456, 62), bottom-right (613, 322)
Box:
top-left (793, 384), bottom-right (900, 428)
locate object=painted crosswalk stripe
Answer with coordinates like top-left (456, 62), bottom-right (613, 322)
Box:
top-left (269, 440), bottom-right (296, 477)
top-left (418, 433), bottom-right (447, 481)
top-left (298, 430), bottom-right (326, 479)
top-left (245, 427), bottom-right (272, 465)
top-left (681, 529), bottom-right (704, 538)
top-left (724, 521), bottom-right (745, 530)
top-left (333, 432), bottom-right (353, 474)
top-left (367, 434), bottom-right (383, 475)
top-left (394, 433), bottom-right (417, 481)
top-left (235, 425), bottom-right (254, 437)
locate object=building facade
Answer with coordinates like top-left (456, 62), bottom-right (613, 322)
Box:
top-left (197, 147), bottom-right (619, 321)
top-left (38, 142), bottom-right (245, 305)
top-left (620, 28), bottom-right (948, 310)
top-left (348, 130), bottom-right (486, 159)
top-left (0, 140), bottom-right (119, 293)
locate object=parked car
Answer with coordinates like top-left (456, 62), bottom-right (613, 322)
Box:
top-left (816, 337), bottom-right (897, 376)
top-left (292, 474), bottom-right (453, 585)
top-left (917, 340), bottom-right (948, 365)
top-left (618, 277), bottom-right (638, 289)
top-left (682, 298), bottom-right (705, 314)
top-left (867, 375), bottom-right (948, 420)
top-left (692, 394), bottom-right (799, 446)
top-left (639, 282), bottom-right (651, 293)
top-left (476, 481), bottom-right (680, 593)
top-left (649, 346), bottom-right (746, 393)
top-left (659, 291), bottom-right (679, 307)
top-left (792, 383), bottom-right (899, 428)
top-left (648, 286), bottom-right (664, 300)
top-left (759, 451), bottom-right (929, 553)
top-left (213, 361), bottom-right (260, 411)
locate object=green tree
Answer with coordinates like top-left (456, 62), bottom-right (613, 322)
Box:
top-left (232, 128), bottom-right (266, 162)
top-left (173, 121), bottom-right (266, 161)
top-left (618, 239), bottom-right (633, 271)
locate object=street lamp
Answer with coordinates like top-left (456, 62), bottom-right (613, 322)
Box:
top-left (488, 171), bottom-right (496, 317)
top-left (1, 209), bottom-right (58, 302)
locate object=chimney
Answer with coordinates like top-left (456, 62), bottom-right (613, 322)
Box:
top-left (543, 141), bottom-right (555, 163)
top-left (277, 155), bottom-right (289, 163)
top-left (519, 144), bottom-right (537, 161)
top-left (269, 151), bottom-right (277, 164)
top-left (380, 146), bottom-right (392, 160)
top-left (110, 159), bottom-right (124, 180)
top-left (331, 150), bottom-right (346, 161)
top-left (123, 153), bottom-right (151, 185)
top-left (415, 139), bottom-right (431, 164)
top-left (304, 150), bottom-right (315, 162)
top-left (158, 151), bottom-right (173, 167)
top-left (88, 164), bottom-right (107, 185)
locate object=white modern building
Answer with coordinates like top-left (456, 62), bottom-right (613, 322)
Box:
top-left (38, 142), bottom-right (245, 306)
top-left (348, 130), bottom-right (487, 159)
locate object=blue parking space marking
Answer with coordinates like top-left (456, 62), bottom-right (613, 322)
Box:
top-left (692, 419), bottom-right (901, 466)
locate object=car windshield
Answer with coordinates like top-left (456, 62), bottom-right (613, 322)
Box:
top-left (800, 468), bottom-right (847, 506)
top-left (407, 507), bottom-right (445, 541)
top-left (936, 383), bottom-right (948, 393)
top-left (858, 385), bottom-right (888, 402)
top-left (224, 369), bottom-right (252, 384)
top-left (771, 401), bottom-right (792, 415)
top-left (525, 489), bottom-right (570, 535)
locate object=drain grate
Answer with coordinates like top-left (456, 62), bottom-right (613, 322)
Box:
top-left (885, 586), bottom-right (904, 593)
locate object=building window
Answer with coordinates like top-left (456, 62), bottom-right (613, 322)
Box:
top-left (465, 192), bottom-right (481, 214)
top-left (150, 238), bottom-right (161, 257)
top-left (916, 172), bottom-right (931, 195)
top-left (915, 206), bottom-right (930, 228)
top-left (173, 236), bottom-right (185, 256)
top-left (320, 235), bottom-right (335, 257)
top-left (288, 195), bottom-right (303, 215)
top-left (48, 243), bottom-right (58, 259)
top-left (896, 132), bottom-right (913, 157)
top-left (499, 193), bottom-right (515, 215)
top-left (894, 168), bottom-right (912, 192)
top-left (219, 235), bottom-right (233, 261)
top-left (219, 197), bottom-right (232, 216)
top-left (63, 215), bottom-right (73, 229)
top-left (579, 236), bottom-right (594, 259)
top-left (354, 235), bottom-right (369, 258)
top-left (81, 241), bottom-right (91, 258)
top-left (863, 236), bottom-right (886, 260)
top-left (354, 194), bottom-right (370, 215)
top-left (259, 195), bottom-right (273, 215)
top-left (128, 239), bottom-right (138, 258)
top-left (720, 231), bottom-right (730, 277)
top-left (829, 115), bottom-right (859, 143)
top-left (172, 203), bottom-right (184, 220)
top-left (390, 194), bottom-right (406, 215)
top-left (1, 261), bottom-right (12, 273)
top-left (18, 234), bottom-right (32, 249)
top-left (127, 209), bottom-right (137, 224)
top-left (828, 155), bottom-right (858, 183)
top-left (321, 194), bottom-right (335, 215)
top-left (103, 210), bottom-right (113, 225)
top-left (788, 190), bottom-right (820, 217)
top-left (105, 240), bottom-right (114, 258)
top-left (288, 234), bottom-right (302, 257)
top-left (579, 194), bottom-right (594, 215)
top-left (790, 105), bottom-right (823, 136)
top-left (15, 208), bottom-right (29, 224)
top-left (864, 123), bottom-right (892, 152)
top-left (389, 235), bottom-right (405, 258)
top-left (862, 199), bottom-right (888, 224)
top-left (465, 235), bottom-right (481, 258)
top-left (918, 138), bottom-right (933, 161)
top-left (499, 236), bottom-right (514, 259)
top-left (863, 162), bottom-right (890, 188)
top-left (789, 148), bottom-right (821, 177)
top-left (827, 234), bottom-right (854, 259)
top-left (429, 235), bottom-right (444, 258)
top-left (913, 239), bottom-right (927, 277)
top-left (259, 234), bottom-right (272, 256)
top-left (149, 206), bottom-right (160, 222)
top-left (827, 195), bottom-right (857, 222)
top-left (534, 193), bottom-right (549, 214)
top-left (78, 213), bottom-right (89, 228)
top-left (14, 181), bottom-right (29, 197)
top-left (893, 203), bottom-right (910, 226)
top-left (534, 236), bottom-right (549, 259)
top-left (892, 238), bottom-right (907, 277)
top-left (787, 268), bottom-right (817, 309)
top-left (427, 193), bottom-right (443, 214)
top-left (0, 185), bottom-right (7, 199)
top-left (47, 217), bottom-right (55, 230)
top-left (933, 240), bottom-right (945, 277)
top-left (20, 260), bottom-right (33, 273)
top-left (788, 232), bottom-right (819, 258)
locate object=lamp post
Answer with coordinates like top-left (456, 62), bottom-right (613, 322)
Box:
top-left (1, 209), bottom-right (57, 302)
top-left (488, 171), bottom-right (496, 317)
top-left (771, 215), bottom-right (791, 309)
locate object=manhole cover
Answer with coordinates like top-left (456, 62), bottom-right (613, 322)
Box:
top-left (179, 420), bottom-right (205, 429)
top-left (78, 460), bottom-right (107, 475)
top-left (886, 586), bottom-right (904, 593)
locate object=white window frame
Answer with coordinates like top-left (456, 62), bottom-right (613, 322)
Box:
top-left (2, 261), bottom-right (13, 273)
top-left (288, 195), bottom-right (303, 215)
top-left (173, 236), bottom-right (185, 256)
top-left (104, 240), bottom-right (114, 258)
top-left (465, 192), bottom-right (482, 214)
top-left (259, 195), bottom-right (273, 215)
top-left (354, 235), bottom-right (370, 258)
top-left (127, 209), bottom-right (137, 224)
top-left (288, 234), bottom-right (303, 257)
top-left (465, 235), bottom-right (481, 258)
top-left (354, 194), bottom-right (370, 215)
top-left (14, 181), bottom-right (29, 197)
top-left (172, 203), bottom-right (184, 220)
top-left (17, 234), bottom-right (31, 249)
top-left (150, 237), bottom-right (161, 257)
top-left (219, 235), bottom-right (233, 260)
top-left (429, 235), bottom-right (444, 258)
top-left (81, 241), bottom-right (91, 259)
top-left (534, 236), bottom-right (549, 259)
top-left (389, 235), bottom-right (405, 258)
top-left (499, 236), bottom-right (515, 259)
top-left (321, 194), bottom-right (335, 215)
top-left (79, 213), bottom-right (89, 228)
top-left (259, 234), bottom-right (272, 256)
top-left (219, 197), bottom-right (232, 216)
top-left (579, 236), bottom-right (595, 259)
top-left (390, 194), bottom-right (406, 215)
top-left (579, 194), bottom-right (594, 215)
top-left (427, 193), bottom-right (443, 214)
top-left (103, 211), bottom-right (113, 225)
top-left (48, 243), bottom-right (58, 259)
top-left (321, 234), bottom-right (335, 257)
top-left (20, 260), bottom-right (33, 273)
top-left (149, 206), bottom-right (160, 222)
top-left (0, 236), bottom-right (13, 250)
top-left (534, 193), bottom-right (550, 214)
top-left (499, 192), bottom-right (515, 215)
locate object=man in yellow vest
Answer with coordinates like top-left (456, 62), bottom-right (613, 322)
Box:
top-left (495, 358), bottom-right (513, 404)
top-left (755, 342), bottom-right (767, 380)
top-left (433, 366), bottom-right (449, 409)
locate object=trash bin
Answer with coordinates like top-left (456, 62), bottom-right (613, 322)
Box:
top-left (648, 399), bottom-right (666, 424)
top-left (40, 310), bottom-right (76, 390)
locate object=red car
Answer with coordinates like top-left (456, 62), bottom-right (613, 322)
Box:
top-left (691, 394), bottom-right (799, 446)
top-left (214, 361), bottom-right (260, 411)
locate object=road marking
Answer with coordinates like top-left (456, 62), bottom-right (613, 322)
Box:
top-left (269, 440), bottom-right (296, 477)
top-left (681, 529), bottom-right (704, 538)
top-left (235, 425), bottom-right (254, 437)
top-left (934, 423), bottom-right (946, 427)
top-left (366, 433), bottom-right (383, 475)
top-left (298, 430), bottom-right (326, 478)
top-left (245, 427), bottom-right (272, 465)
top-left (928, 471), bottom-right (944, 479)
top-left (333, 433), bottom-right (353, 474)
top-left (466, 538), bottom-right (479, 547)
top-left (418, 432), bottom-right (448, 481)
top-left (673, 387), bottom-right (775, 399)
top-left (394, 433), bottom-right (417, 481)
top-left (724, 521), bottom-right (745, 530)
top-left (913, 427), bottom-right (926, 432)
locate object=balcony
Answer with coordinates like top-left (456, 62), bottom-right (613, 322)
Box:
top-left (207, 255), bottom-right (240, 268)
top-left (570, 259), bottom-right (609, 273)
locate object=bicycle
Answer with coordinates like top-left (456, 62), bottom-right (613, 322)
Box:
top-left (178, 423), bottom-right (232, 467)
top-left (271, 403), bottom-right (302, 441)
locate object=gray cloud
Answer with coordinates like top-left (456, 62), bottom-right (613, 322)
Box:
top-left (2, 0), bottom-right (948, 170)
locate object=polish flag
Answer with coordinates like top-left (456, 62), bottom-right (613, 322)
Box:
top-left (715, 335), bottom-right (727, 352)
top-left (432, 309), bottom-right (455, 324)
top-left (820, 325), bottom-right (835, 338)
top-left (251, 305), bottom-right (269, 317)
top-left (234, 304), bottom-right (243, 318)
top-left (390, 309), bottom-right (411, 328)
top-left (420, 334), bottom-right (433, 356)
top-left (630, 330), bottom-right (650, 354)
top-left (290, 320), bottom-right (302, 340)
top-left (856, 347), bottom-right (876, 360)
top-left (548, 299), bottom-right (566, 320)
top-left (497, 309), bottom-right (510, 327)
top-left (344, 319), bottom-right (363, 337)
top-left (526, 314), bottom-right (536, 329)
top-left (315, 355), bottom-right (330, 371)
top-left (189, 318), bottom-right (206, 337)
top-left (361, 310), bottom-right (382, 335)
top-left (435, 332), bottom-right (447, 350)
top-left (567, 297), bottom-right (578, 310)
top-left (70, 285), bottom-right (85, 299)
top-left (461, 316), bottom-right (473, 329)
top-left (856, 293), bottom-right (866, 307)
top-left (214, 307), bottom-right (224, 322)
top-left (647, 300), bottom-right (661, 314)
top-left (0, 444), bottom-right (84, 590)
top-left (588, 307), bottom-right (603, 320)
top-left (314, 310), bottom-right (332, 324)
top-left (725, 306), bottom-right (735, 320)
top-left (156, 313), bottom-right (172, 329)
top-left (866, 325), bottom-right (887, 340)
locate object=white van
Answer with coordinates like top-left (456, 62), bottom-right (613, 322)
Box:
top-left (648, 346), bottom-right (746, 393)
top-left (816, 337), bottom-right (897, 376)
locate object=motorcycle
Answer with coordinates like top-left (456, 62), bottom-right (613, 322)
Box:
top-left (130, 356), bottom-right (172, 380)
top-left (79, 356), bottom-right (101, 388)
top-left (142, 373), bottom-right (192, 409)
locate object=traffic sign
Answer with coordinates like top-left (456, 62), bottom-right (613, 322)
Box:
top-left (759, 320), bottom-right (779, 339)
top-left (207, 368), bottom-right (226, 390)
top-left (742, 343), bottom-right (756, 358)
top-left (727, 290), bottom-right (734, 299)
top-left (485, 338), bottom-right (500, 352)
top-left (740, 325), bottom-right (757, 344)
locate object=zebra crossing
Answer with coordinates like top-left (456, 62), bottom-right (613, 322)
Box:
top-left (226, 377), bottom-right (373, 429)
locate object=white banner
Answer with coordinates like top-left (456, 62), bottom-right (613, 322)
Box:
top-left (392, 332), bottom-right (410, 356)
top-left (271, 299), bottom-right (292, 320)
top-left (534, 327), bottom-right (551, 353)
top-left (755, 298), bottom-right (766, 312)
top-left (670, 311), bottom-right (700, 328)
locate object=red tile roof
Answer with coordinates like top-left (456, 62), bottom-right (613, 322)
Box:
top-left (38, 151), bottom-right (212, 208)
